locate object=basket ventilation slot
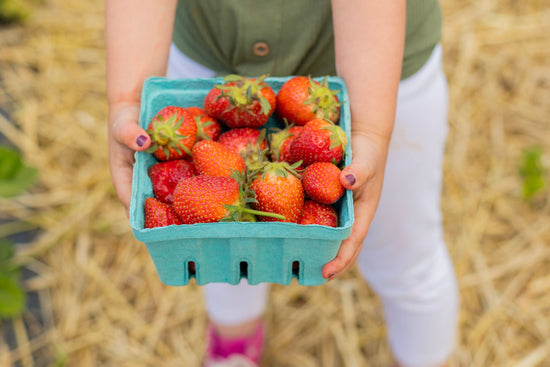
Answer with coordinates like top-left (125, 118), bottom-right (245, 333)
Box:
top-left (187, 261), bottom-right (196, 279)
top-left (239, 261), bottom-right (249, 279)
top-left (292, 261), bottom-right (301, 280)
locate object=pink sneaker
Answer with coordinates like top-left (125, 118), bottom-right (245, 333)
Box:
top-left (203, 322), bottom-right (264, 367)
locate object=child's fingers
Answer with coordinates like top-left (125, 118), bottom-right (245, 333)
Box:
top-left (321, 236), bottom-right (363, 279)
top-left (110, 105), bottom-right (150, 151)
top-left (110, 157), bottom-right (134, 216)
top-left (339, 133), bottom-right (379, 191)
top-left (340, 159), bottom-right (369, 190)
top-left (108, 104), bottom-right (148, 213)
top-left (327, 133), bottom-right (388, 279)
top-left (112, 119), bottom-right (150, 151)
top-left (322, 195), bottom-right (371, 279)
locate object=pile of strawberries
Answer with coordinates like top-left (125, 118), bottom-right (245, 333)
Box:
top-left (143, 75), bottom-right (349, 229)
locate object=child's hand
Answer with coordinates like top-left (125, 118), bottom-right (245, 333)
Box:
top-left (322, 131), bottom-right (390, 280)
top-left (108, 102), bottom-right (151, 215)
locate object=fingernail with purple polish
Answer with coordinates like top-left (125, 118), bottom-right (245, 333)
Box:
top-left (136, 135), bottom-right (147, 147)
top-left (345, 174), bottom-right (356, 187)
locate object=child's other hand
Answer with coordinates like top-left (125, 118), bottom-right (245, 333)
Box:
top-left (108, 102), bottom-right (151, 215)
top-left (322, 131), bottom-right (390, 280)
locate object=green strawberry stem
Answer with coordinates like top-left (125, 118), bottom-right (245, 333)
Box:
top-left (304, 76), bottom-right (342, 118)
top-left (222, 167), bottom-right (286, 222)
top-left (241, 207), bottom-right (286, 221)
top-left (322, 121), bottom-right (348, 151)
top-left (195, 115), bottom-right (214, 140)
top-left (146, 114), bottom-right (192, 157)
top-left (223, 204), bottom-right (286, 221)
top-left (152, 123), bottom-right (174, 146)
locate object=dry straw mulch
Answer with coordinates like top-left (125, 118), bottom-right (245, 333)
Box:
top-left (0, 0), bottom-right (549, 366)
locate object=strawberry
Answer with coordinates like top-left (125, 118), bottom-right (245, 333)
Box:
top-left (144, 197), bottom-right (182, 228)
top-left (250, 162), bottom-right (304, 223)
top-left (192, 140), bottom-right (245, 177)
top-left (173, 174), bottom-right (285, 224)
top-left (301, 162), bottom-right (345, 205)
top-left (276, 76), bottom-right (341, 126)
top-left (173, 175), bottom-right (241, 224)
top-left (146, 106), bottom-right (197, 161)
top-left (218, 128), bottom-right (267, 156)
top-left (299, 200), bottom-right (338, 227)
top-left (204, 74), bottom-right (276, 128)
top-left (269, 123), bottom-right (303, 163)
top-left (289, 118), bottom-right (348, 167)
top-left (148, 159), bottom-right (196, 204)
top-left (185, 106), bottom-right (222, 141)
top-left (217, 127), bottom-right (268, 169)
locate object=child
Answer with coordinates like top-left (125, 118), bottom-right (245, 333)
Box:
top-left (105, 1), bottom-right (459, 366)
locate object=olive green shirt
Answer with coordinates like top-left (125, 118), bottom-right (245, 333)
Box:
top-left (172, 0), bottom-right (442, 80)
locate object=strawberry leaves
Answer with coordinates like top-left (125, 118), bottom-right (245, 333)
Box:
top-left (216, 74), bottom-right (273, 116)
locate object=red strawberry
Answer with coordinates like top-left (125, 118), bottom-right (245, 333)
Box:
top-left (269, 124), bottom-right (303, 163)
top-left (146, 106), bottom-right (197, 161)
top-left (276, 76), bottom-right (341, 126)
top-left (173, 175), bottom-right (240, 224)
top-left (185, 106), bottom-right (222, 141)
top-left (301, 162), bottom-right (345, 205)
top-left (299, 200), bottom-right (338, 227)
top-left (148, 159), bottom-right (196, 204)
top-left (204, 74), bottom-right (276, 128)
top-left (144, 197), bottom-right (182, 228)
top-left (289, 119), bottom-right (348, 167)
top-left (217, 127), bottom-right (268, 169)
top-left (218, 128), bottom-right (267, 156)
top-left (173, 174), bottom-right (284, 224)
top-left (250, 162), bottom-right (304, 223)
top-left (192, 140), bottom-right (245, 177)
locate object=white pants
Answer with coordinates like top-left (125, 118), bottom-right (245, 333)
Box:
top-left (167, 44), bottom-right (459, 367)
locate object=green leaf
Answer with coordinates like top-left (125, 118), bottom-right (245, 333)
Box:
top-left (0, 239), bottom-right (14, 263)
top-left (0, 165), bottom-right (38, 197)
top-left (0, 146), bottom-right (38, 197)
top-left (0, 240), bottom-right (21, 280)
top-left (302, 95), bottom-right (317, 107)
top-left (0, 274), bottom-right (26, 317)
top-left (51, 350), bottom-right (68, 367)
top-left (162, 145), bottom-right (171, 159)
top-left (523, 176), bottom-right (545, 200)
top-left (223, 74), bottom-right (244, 82)
top-left (519, 146), bottom-right (546, 200)
top-left (0, 0), bottom-right (30, 25)
top-left (0, 146), bottom-right (23, 180)
top-left (216, 85), bottom-right (233, 91)
top-left (145, 143), bottom-right (159, 154)
top-left (258, 96), bottom-right (272, 116)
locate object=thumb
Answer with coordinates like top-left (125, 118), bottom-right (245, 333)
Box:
top-left (339, 158), bottom-right (371, 191)
top-left (111, 105), bottom-right (151, 151)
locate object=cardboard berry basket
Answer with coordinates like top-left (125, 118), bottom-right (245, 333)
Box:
top-left (129, 76), bottom-right (354, 286)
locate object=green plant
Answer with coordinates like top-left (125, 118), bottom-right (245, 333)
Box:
top-left (0, 0), bottom-right (29, 24)
top-left (519, 145), bottom-right (546, 200)
top-left (0, 145), bottom-right (37, 318)
top-left (0, 145), bottom-right (37, 197)
top-left (0, 239), bottom-right (25, 317)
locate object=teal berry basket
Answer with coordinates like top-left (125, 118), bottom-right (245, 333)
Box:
top-left (129, 76), bottom-right (354, 286)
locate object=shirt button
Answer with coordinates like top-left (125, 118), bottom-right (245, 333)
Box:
top-left (253, 41), bottom-right (270, 57)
